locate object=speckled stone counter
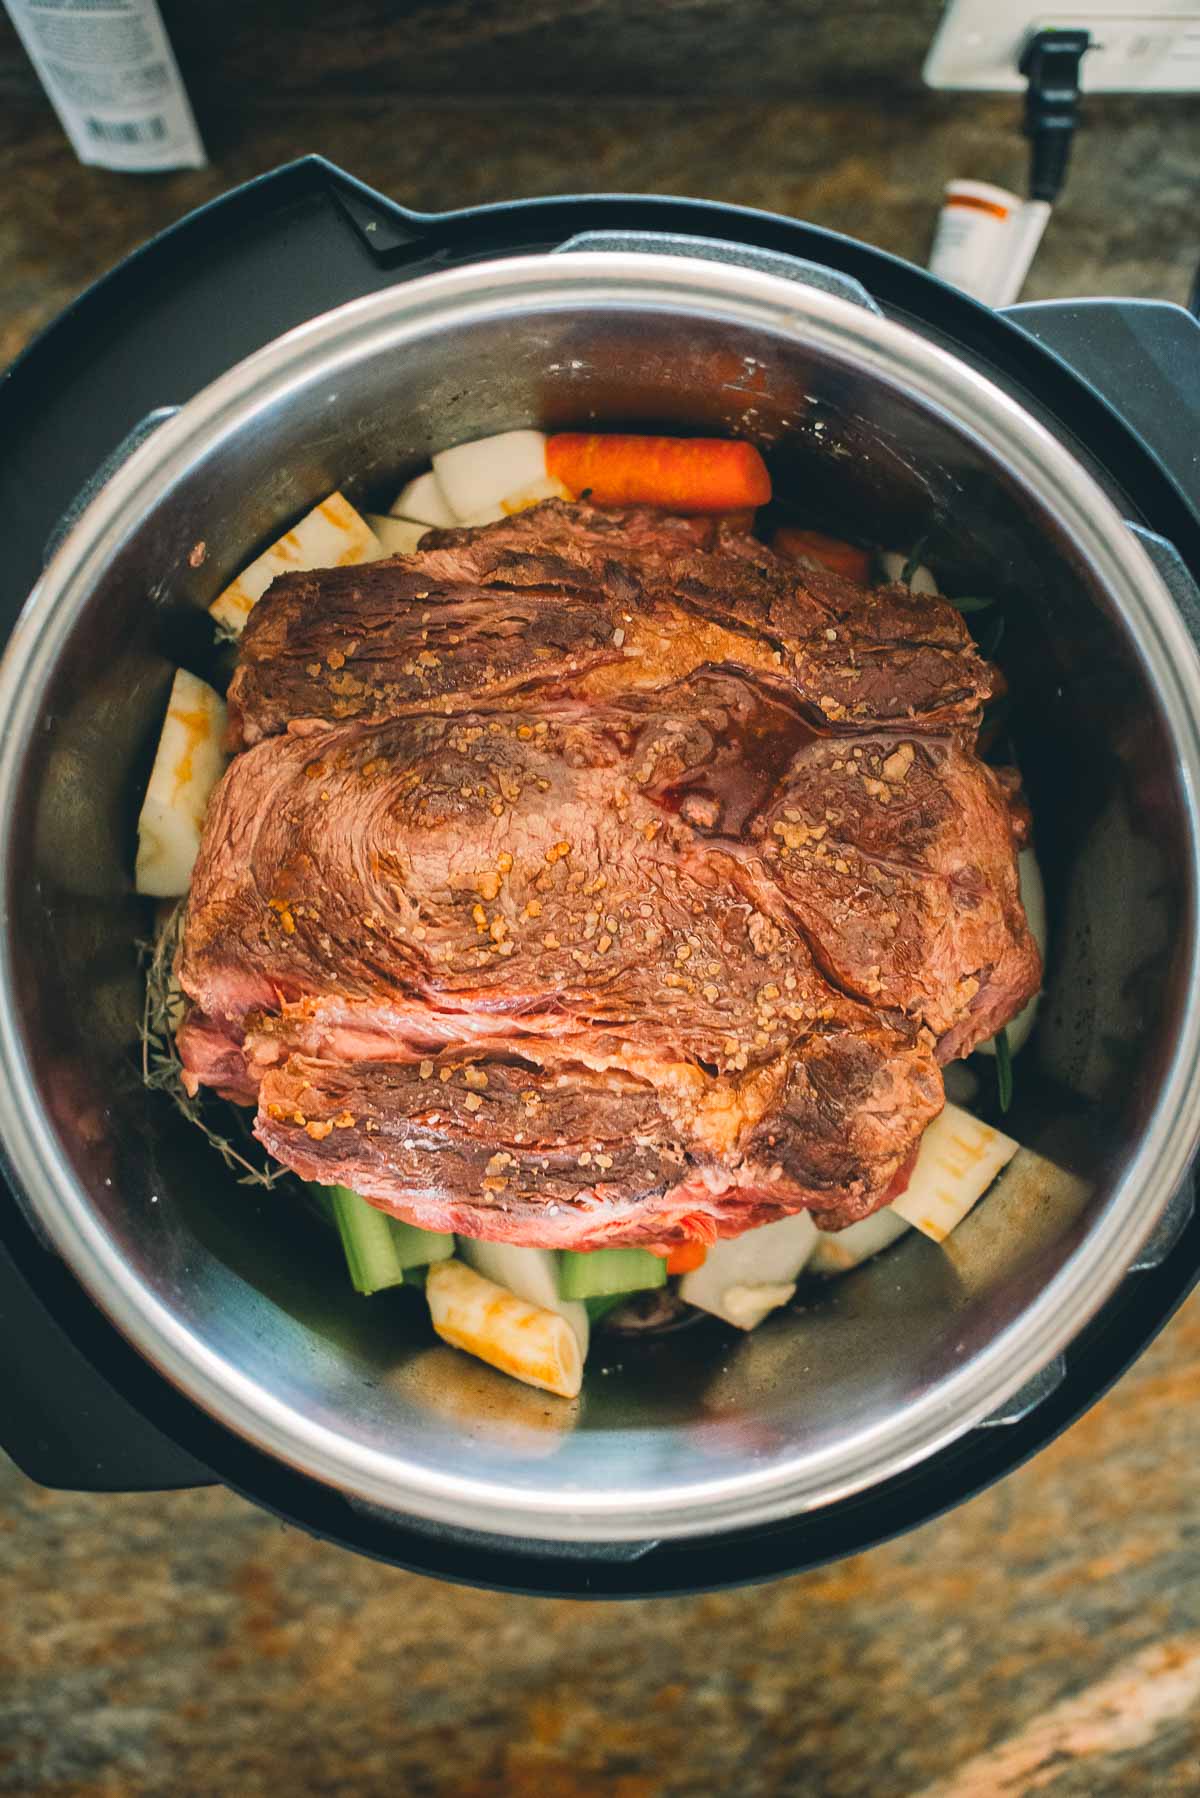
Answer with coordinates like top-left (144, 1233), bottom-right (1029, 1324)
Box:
top-left (3, 64), bottom-right (1200, 1798)
top-left (6, 1300), bottom-right (1200, 1796)
top-left (2, 88), bottom-right (1198, 363)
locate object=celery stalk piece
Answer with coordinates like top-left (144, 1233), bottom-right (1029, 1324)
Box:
top-left (386, 1218), bottom-right (455, 1267)
top-left (557, 1246), bottom-right (667, 1301)
top-left (324, 1185), bottom-right (453, 1295)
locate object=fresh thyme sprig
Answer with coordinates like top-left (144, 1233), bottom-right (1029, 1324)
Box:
top-left (138, 904), bottom-right (288, 1189)
top-left (899, 538), bottom-right (928, 586)
top-left (994, 1026), bottom-right (1014, 1114)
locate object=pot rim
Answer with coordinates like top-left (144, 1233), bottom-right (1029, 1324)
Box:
top-left (2, 250), bottom-right (1199, 1542)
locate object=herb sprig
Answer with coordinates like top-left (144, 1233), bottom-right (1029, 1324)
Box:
top-left (138, 905), bottom-right (288, 1188)
top-left (994, 1027), bottom-right (1014, 1114)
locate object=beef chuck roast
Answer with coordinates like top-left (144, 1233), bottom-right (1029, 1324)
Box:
top-left (180, 501), bottom-right (1038, 1247)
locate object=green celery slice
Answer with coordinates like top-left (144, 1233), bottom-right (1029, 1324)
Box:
top-left (319, 1185), bottom-right (453, 1295)
top-left (558, 1246), bottom-right (666, 1300)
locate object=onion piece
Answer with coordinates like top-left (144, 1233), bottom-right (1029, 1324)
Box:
top-left (389, 469), bottom-right (456, 528)
top-left (364, 514), bottom-right (427, 556)
top-left (808, 1207), bottom-right (911, 1275)
top-left (678, 1212), bottom-right (818, 1329)
top-left (432, 430), bottom-right (549, 520)
top-left (457, 1238), bottom-right (588, 1356)
top-left (878, 549), bottom-right (939, 594)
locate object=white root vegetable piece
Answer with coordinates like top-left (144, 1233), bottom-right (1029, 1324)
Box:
top-left (889, 1102), bottom-right (1019, 1243)
top-left (389, 469), bottom-right (457, 528)
top-left (458, 1237), bottom-right (588, 1355)
top-left (678, 1212), bottom-right (818, 1329)
top-left (208, 492), bottom-right (381, 635)
top-left (426, 1259), bottom-right (583, 1399)
top-left (808, 1208), bottom-right (910, 1276)
top-left (456, 504), bottom-right (507, 527)
top-left (501, 475), bottom-right (573, 513)
top-left (455, 479), bottom-right (575, 528)
top-left (135, 670), bottom-right (227, 897)
top-left (364, 514), bottom-right (428, 556)
top-left (879, 549), bottom-right (939, 594)
top-left (978, 848), bottom-right (1047, 1057)
top-left (432, 430), bottom-right (551, 521)
top-left (720, 1282), bottom-right (799, 1328)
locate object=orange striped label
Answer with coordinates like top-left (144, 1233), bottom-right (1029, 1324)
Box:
top-left (945, 193), bottom-right (1012, 220)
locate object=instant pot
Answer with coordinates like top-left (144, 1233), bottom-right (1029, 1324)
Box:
top-left (4, 156), bottom-right (1200, 1597)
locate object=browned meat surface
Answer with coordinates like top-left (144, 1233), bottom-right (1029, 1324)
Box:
top-left (227, 501), bottom-right (991, 749)
top-left (255, 1031), bottom-right (941, 1243)
top-left (180, 502), bottom-right (1038, 1247)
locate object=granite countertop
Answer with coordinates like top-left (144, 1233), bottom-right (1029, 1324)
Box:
top-left (2, 82), bottom-right (1198, 361)
top-left (3, 47), bottom-right (1200, 1798)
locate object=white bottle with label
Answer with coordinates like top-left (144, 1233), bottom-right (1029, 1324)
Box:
top-left (4, 0), bottom-right (206, 172)
top-left (928, 179), bottom-right (1051, 309)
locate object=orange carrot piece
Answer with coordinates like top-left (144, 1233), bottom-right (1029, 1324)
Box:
top-left (665, 1241), bottom-right (707, 1276)
top-left (773, 527), bottom-right (871, 584)
top-left (546, 433), bottom-right (771, 513)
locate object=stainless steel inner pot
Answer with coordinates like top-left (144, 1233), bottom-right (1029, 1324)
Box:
top-left (3, 251), bottom-right (1200, 1545)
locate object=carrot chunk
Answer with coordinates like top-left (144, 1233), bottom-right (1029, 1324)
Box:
top-left (665, 1241), bottom-right (708, 1275)
top-left (546, 434), bottom-right (771, 513)
top-left (773, 527), bottom-right (872, 584)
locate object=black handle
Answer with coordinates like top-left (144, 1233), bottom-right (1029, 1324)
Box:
top-left (0, 1229), bottom-right (212, 1491)
top-left (1003, 299), bottom-right (1200, 518)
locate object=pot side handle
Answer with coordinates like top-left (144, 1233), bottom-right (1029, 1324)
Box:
top-left (553, 229), bottom-right (883, 316)
top-left (1003, 299), bottom-right (1200, 516)
top-left (0, 1228), bottom-right (214, 1491)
